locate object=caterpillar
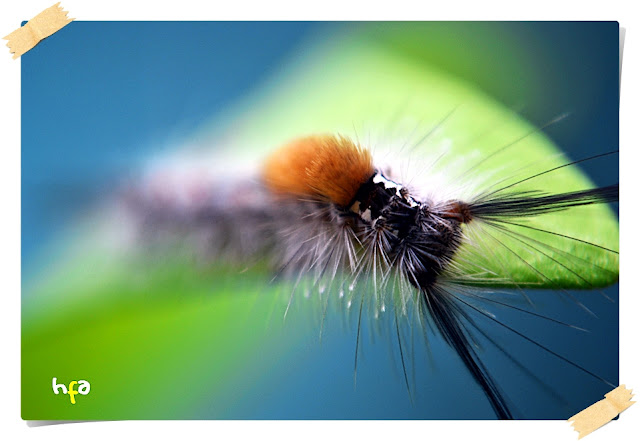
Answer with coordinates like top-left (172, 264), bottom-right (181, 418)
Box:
top-left (123, 126), bottom-right (619, 420)
top-left (19, 21), bottom-right (620, 422)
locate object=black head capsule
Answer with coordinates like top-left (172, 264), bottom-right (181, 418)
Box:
top-left (348, 170), bottom-right (472, 289)
top-left (349, 171), bottom-right (418, 222)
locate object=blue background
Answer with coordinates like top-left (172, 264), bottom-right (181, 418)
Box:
top-left (22, 22), bottom-right (619, 419)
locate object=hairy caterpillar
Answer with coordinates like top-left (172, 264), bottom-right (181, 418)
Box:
top-left (20, 21), bottom-right (619, 421)
top-left (123, 123), bottom-right (618, 419)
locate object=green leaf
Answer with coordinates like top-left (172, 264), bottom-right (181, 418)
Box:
top-left (194, 36), bottom-right (619, 288)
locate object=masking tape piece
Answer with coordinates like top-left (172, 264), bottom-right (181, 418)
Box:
top-left (568, 385), bottom-right (635, 439)
top-left (3, 2), bottom-right (73, 59)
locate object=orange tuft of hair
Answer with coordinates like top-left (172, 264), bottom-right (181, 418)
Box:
top-left (263, 135), bottom-right (375, 207)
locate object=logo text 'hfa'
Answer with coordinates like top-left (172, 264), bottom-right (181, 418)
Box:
top-left (52, 377), bottom-right (90, 404)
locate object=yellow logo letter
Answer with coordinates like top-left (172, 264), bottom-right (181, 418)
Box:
top-left (68, 381), bottom-right (78, 404)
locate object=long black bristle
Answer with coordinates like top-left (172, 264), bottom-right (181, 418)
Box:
top-left (468, 184), bottom-right (618, 219)
top-left (420, 286), bottom-right (513, 419)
